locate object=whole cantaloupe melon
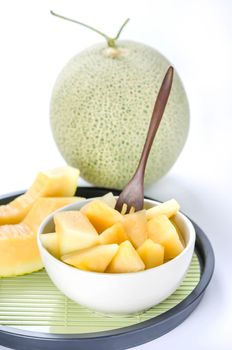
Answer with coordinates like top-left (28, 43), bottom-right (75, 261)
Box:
top-left (50, 15), bottom-right (189, 189)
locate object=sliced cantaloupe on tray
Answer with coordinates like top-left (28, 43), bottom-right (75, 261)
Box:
top-left (62, 244), bottom-right (119, 272)
top-left (0, 223), bottom-right (42, 277)
top-left (54, 211), bottom-right (99, 256)
top-left (122, 210), bottom-right (148, 249)
top-left (137, 239), bottom-right (164, 269)
top-left (106, 240), bottom-right (145, 273)
top-left (0, 166), bottom-right (79, 225)
top-left (0, 196), bottom-right (82, 277)
top-left (146, 199), bottom-right (180, 221)
top-left (98, 222), bottom-right (128, 245)
top-left (80, 200), bottom-right (122, 233)
top-left (147, 215), bottom-right (184, 261)
top-left (40, 232), bottom-right (60, 259)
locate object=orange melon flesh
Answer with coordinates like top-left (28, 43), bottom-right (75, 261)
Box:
top-left (80, 200), bottom-right (122, 233)
top-left (98, 222), bottom-right (128, 245)
top-left (147, 215), bottom-right (184, 260)
top-left (54, 211), bottom-right (98, 256)
top-left (40, 232), bottom-right (60, 259)
top-left (0, 197), bottom-right (83, 277)
top-left (137, 239), bottom-right (164, 269)
top-left (23, 197), bottom-right (82, 232)
top-left (122, 210), bottom-right (148, 248)
top-left (146, 199), bottom-right (180, 221)
top-left (106, 240), bottom-right (145, 273)
top-left (0, 166), bottom-right (79, 225)
top-left (170, 218), bottom-right (186, 247)
top-left (62, 244), bottom-right (119, 272)
top-left (99, 192), bottom-right (116, 208)
top-left (0, 223), bottom-right (42, 277)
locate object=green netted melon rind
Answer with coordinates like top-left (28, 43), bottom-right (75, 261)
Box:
top-left (50, 40), bottom-right (189, 189)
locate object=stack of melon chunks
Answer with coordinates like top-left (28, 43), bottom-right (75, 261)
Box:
top-left (42, 194), bottom-right (184, 273)
top-left (0, 167), bottom-right (82, 277)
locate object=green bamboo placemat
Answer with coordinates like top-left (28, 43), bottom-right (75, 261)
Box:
top-left (0, 254), bottom-right (200, 334)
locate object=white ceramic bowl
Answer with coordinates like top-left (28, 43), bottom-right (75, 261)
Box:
top-left (37, 198), bottom-right (195, 314)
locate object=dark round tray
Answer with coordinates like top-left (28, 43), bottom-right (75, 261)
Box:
top-left (0, 187), bottom-right (215, 350)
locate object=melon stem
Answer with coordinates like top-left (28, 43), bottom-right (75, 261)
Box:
top-left (50, 11), bottom-right (130, 48)
top-left (114, 18), bottom-right (130, 41)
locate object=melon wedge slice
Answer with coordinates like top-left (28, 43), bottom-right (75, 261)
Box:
top-left (0, 223), bottom-right (42, 277)
top-left (80, 200), bottom-right (122, 233)
top-left (98, 222), bottom-right (128, 245)
top-left (147, 215), bottom-right (184, 260)
top-left (62, 244), bottom-right (119, 272)
top-left (0, 166), bottom-right (79, 225)
top-left (122, 210), bottom-right (147, 248)
top-left (137, 239), bottom-right (164, 269)
top-left (0, 197), bottom-right (82, 277)
top-left (146, 199), bottom-right (180, 221)
top-left (40, 232), bottom-right (60, 258)
top-left (106, 240), bottom-right (145, 273)
top-left (54, 211), bottom-right (98, 255)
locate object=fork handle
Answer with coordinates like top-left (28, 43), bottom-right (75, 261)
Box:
top-left (136, 66), bottom-right (174, 176)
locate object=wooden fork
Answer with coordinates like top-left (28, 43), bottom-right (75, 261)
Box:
top-left (115, 66), bottom-right (174, 214)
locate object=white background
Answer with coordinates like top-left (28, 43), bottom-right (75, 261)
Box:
top-left (0, 0), bottom-right (232, 349)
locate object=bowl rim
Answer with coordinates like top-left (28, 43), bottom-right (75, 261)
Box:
top-left (37, 197), bottom-right (196, 277)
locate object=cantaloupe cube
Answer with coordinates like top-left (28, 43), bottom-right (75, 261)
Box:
top-left (61, 244), bottom-right (119, 272)
top-left (147, 215), bottom-right (184, 260)
top-left (54, 211), bottom-right (98, 255)
top-left (170, 219), bottom-right (185, 247)
top-left (122, 210), bottom-right (147, 248)
top-left (106, 240), bottom-right (145, 273)
top-left (100, 192), bottom-right (116, 208)
top-left (40, 232), bottom-right (60, 258)
top-left (146, 199), bottom-right (180, 221)
top-left (98, 222), bottom-right (128, 245)
top-left (137, 239), bottom-right (164, 269)
top-left (23, 197), bottom-right (82, 232)
top-left (80, 200), bottom-right (122, 233)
